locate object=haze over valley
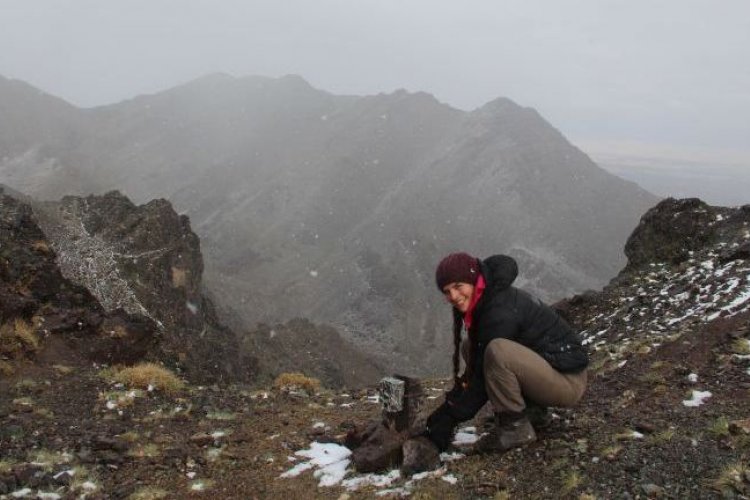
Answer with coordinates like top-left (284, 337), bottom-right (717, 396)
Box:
top-left (0, 73), bottom-right (657, 373)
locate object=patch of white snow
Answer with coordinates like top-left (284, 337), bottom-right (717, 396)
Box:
top-left (342, 469), bottom-right (400, 491)
top-left (37, 493), bottom-right (61, 500)
top-left (281, 442), bottom-right (352, 487)
top-left (442, 474), bottom-right (458, 484)
top-left (440, 451), bottom-right (465, 462)
top-left (682, 390), bottom-right (712, 407)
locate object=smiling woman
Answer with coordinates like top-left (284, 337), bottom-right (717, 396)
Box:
top-left (417, 252), bottom-right (589, 458)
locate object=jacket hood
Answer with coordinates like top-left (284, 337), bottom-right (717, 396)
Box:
top-left (481, 254), bottom-right (518, 291)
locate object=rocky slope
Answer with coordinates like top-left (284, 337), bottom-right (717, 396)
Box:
top-left (0, 73), bottom-right (658, 374)
top-left (1, 196), bottom-right (748, 499)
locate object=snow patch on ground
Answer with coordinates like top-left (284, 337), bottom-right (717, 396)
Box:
top-left (281, 439), bottom-right (469, 493)
top-left (341, 469), bottom-right (400, 491)
top-left (280, 442), bottom-right (352, 487)
top-left (453, 426), bottom-right (483, 446)
top-left (682, 390), bottom-right (712, 407)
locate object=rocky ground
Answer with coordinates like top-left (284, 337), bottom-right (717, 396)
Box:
top-left (1, 309), bottom-right (749, 499)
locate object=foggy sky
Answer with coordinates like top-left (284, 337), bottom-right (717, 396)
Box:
top-left (1, 0), bottom-right (749, 164)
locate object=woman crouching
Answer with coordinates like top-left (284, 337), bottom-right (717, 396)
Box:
top-left (424, 252), bottom-right (588, 453)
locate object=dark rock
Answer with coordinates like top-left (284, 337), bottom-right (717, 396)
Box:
top-left (52, 470), bottom-right (74, 486)
top-left (189, 432), bottom-right (214, 447)
top-left (93, 436), bottom-right (128, 452)
top-left (401, 436), bottom-right (440, 475)
top-left (96, 450), bottom-right (124, 465)
top-left (634, 422), bottom-right (657, 434)
top-left (624, 198), bottom-right (716, 269)
top-left (35, 191), bottom-right (254, 383)
top-left (345, 421), bottom-right (379, 449)
top-left (0, 473), bottom-right (17, 492)
top-left (351, 425), bottom-right (404, 473)
top-left (39, 472), bottom-right (57, 488)
top-left (719, 240), bottom-right (750, 263)
top-left (13, 464), bottom-right (44, 487)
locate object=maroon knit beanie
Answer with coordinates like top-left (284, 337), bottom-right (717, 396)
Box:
top-left (435, 252), bottom-right (479, 291)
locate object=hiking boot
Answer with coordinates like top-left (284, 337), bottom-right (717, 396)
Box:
top-left (525, 404), bottom-right (552, 430)
top-left (473, 412), bottom-right (536, 454)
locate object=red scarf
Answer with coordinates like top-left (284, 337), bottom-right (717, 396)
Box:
top-left (463, 274), bottom-right (486, 332)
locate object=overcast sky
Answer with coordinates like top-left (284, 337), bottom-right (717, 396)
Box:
top-left (1, 0), bottom-right (749, 164)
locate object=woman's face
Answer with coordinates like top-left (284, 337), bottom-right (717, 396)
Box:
top-left (441, 282), bottom-right (475, 313)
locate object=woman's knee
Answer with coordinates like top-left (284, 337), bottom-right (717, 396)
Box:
top-left (484, 338), bottom-right (518, 367)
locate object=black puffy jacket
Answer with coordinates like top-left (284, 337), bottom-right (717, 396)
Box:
top-left (445, 254), bottom-right (588, 422)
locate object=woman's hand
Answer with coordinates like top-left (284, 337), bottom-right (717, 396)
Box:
top-left (424, 403), bottom-right (457, 451)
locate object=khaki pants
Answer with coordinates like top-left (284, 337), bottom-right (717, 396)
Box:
top-left (463, 338), bottom-right (587, 414)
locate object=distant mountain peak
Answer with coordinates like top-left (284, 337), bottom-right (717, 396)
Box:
top-left (474, 96), bottom-right (521, 112)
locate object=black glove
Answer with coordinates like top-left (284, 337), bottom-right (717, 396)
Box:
top-left (444, 380), bottom-right (465, 405)
top-left (424, 403), bottom-right (457, 451)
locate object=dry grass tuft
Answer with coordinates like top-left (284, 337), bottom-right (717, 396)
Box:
top-left (561, 470), bottom-right (583, 494)
top-left (708, 417), bottom-right (730, 437)
top-left (648, 428), bottom-right (676, 445)
top-left (15, 378), bottom-right (38, 391)
top-left (0, 460), bottom-right (17, 474)
top-left (31, 240), bottom-right (51, 254)
top-left (110, 363), bottom-right (185, 394)
top-left (33, 407), bottom-right (54, 419)
top-left (27, 449), bottom-right (73, 471)
top-left (128, 487), bottom-right (169, 500)
top-left (52, 364), bottom-right (74, 375)
top-left (189, 479), bottom-right (215, 492)
top-left (601, 445), bottom-right (622, 460)
top-left (731, 338), bottom-right (750, 355)
top-left (0, 360), bottom-right (14, 377)
top-left (273, 372), bottom-right (321, 393)
top-left (117, 431), bottom-right (141, 443)
top-left (13, 319), bottom-right (38, 349)
top-left (712, 462), bottom-right (750, 495)
top-left (0, 318), bottom-right (39, 360)
top-left (171, 267), bottom-right (188, 288)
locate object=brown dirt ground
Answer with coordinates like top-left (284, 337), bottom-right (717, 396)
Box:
top-left (2, 312), bottom-right (750, 499)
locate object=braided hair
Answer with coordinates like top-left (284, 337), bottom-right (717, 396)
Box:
top-left (451, 307), bottom-right (476, 388)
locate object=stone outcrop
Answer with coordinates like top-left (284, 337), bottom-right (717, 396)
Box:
top-left (0, 190), bottom-right (157, 370)
top-left (557, 197), bottom-right (750, 356)
top-left (1, 188), bottom-right (254, 383)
